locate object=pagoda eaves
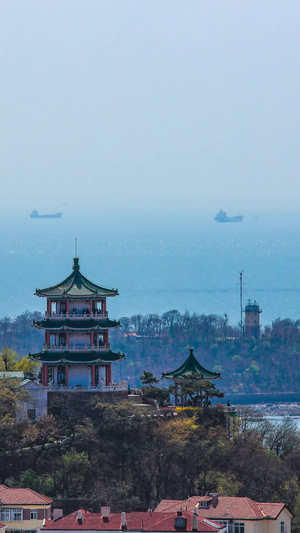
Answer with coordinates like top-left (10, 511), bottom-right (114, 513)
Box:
top-left (29, 350), bottom-right (125, 364)
top-left (35, 257), bottom-right (118, 299)
top-left (33, 318), bottom-right (120, 330)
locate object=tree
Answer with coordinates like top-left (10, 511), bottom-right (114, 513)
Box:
top-left (0, 347), bottom-right (17, 371)
top-left (14, 357), bottom-right (39, 379)
top-left (140, 370), bottom-right (159, 385)
top-left (0, 346), bottom-right (39, 378)
top-left (172, 376), bottom-right (224, 407)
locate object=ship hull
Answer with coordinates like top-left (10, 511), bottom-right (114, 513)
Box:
top-left (30, 212), bottom-right (62, 219)
top-left (214, 215), bottom-right (243, 223)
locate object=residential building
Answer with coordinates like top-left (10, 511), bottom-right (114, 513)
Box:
top-left (40, 508), bottom-right (225, 533)
top-left (0, 484), bottom-right (52, 533)
top-left (155, 494), bottom-right (292, 533)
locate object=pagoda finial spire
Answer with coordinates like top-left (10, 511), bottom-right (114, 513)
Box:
top-left (73, 239), bottom-right (80, 270)
top-left (73, 256), bottom-right (80, 270)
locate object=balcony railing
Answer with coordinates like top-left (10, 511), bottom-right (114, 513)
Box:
top-left (47, 381), bottom-right (128, 392)
top-left (43, 343), bottom-right (110, 352)
top-left (45, 311), bottom-right (108, 319)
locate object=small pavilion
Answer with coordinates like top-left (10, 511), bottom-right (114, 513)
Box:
top-left (162, 348), bottom-right (221, 406)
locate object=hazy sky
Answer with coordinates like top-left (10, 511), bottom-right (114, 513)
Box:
top-left (1, 1), bottom-right (299, 218)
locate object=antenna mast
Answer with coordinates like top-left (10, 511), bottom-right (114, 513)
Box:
top-left (239, 271), bottom-right (244, 330)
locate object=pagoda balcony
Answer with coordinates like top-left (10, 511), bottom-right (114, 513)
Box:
top-left (47, 381), bottom-right (128, 392)
top-left (45, 311), bottom-right (108, 319)
top-left (43, 343), bottom-right (110, 352)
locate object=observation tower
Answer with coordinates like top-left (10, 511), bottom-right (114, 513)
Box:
top-left (29, 257), bottom-right (126, 393)
top-left (244, 300), bottom-right (262, 339)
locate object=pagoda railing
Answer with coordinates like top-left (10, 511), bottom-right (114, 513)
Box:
top-left (47, 381), bottom-right (128, 392)
top-left (43, 343), bottom-right (110, 352)
top-left (45, 311), bottom-right (108, 319)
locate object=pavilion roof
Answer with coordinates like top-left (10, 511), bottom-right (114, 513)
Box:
top-left (29, 350), bottom-right (125, 364)
top-left (35, 258), bottom-right (118, 299)
top-left (162, 349), bottom-right (220, 381)
top-left (33, 318), bottom-right (120, 330)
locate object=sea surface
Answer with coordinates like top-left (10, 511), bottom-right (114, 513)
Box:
top-left (1, 211), bottom-right (300, 326)
top-left (265, 416), bottom-right (300, 431)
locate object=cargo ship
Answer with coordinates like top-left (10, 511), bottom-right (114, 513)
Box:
top-left (214, 209), bottom-right (243, 223)
top-left (30, 210), bottom-right (62, 219)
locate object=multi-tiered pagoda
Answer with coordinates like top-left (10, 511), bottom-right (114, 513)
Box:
top-left (29, 257), bottom-right (125, 392)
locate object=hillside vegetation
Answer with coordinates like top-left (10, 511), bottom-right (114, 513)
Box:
top-left (1, 311), bottom-right (300, 392)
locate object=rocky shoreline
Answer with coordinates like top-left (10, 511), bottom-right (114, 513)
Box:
top-left (248, 402), bottom-right (300, 417)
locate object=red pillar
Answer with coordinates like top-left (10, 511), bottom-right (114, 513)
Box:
top-left (66, 332), bottom-right (69, 345)
top-left (91, 332), bottom-right (94, 346)
top-left (66, 300), bottom-right (70, 314)
top-left (45, 332), bottom-right (50, 345)
top-left (92, 365), bottom-right (96, 387)
top-left (42, 364), bottom-right (48, 386)
top-left (103, 299), bottom-right (106, 314)
top-left (65, 365), bottom-right (69, 387)
top-left (89, 300), bottom-right (93, 314)
top-left (105, 365), bottom-right (112, 386)
top-left (47, 300), bottom-right (51, 313)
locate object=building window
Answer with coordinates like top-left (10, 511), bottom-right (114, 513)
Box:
top-left (11, 509), bottom-right (23, 521)
top-left (30, 510), bottom-right (38, 520)
top-left (234, 523), bottom-right (245, 533)
top-left (28, 409), bottom-right (36, 420)
top-left (0, 509), bottom-right (11, 521)
top-left (217, 521), bottom-right (232, 533)
top-left (0, 508), bottom-right (24, 521)
top-left (281, 522), bottom-right (285, 533)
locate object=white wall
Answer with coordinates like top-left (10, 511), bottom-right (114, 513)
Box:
top-left (16, 384), bottom-right (47, 421)
top-left (69, 300), bottom-right (90, 313)
top-left (69, 333), bottom-right (90, 345)
top-left (68, 366), bottom-right (91, 387)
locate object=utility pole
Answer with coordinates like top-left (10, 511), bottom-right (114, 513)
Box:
top-left (239, 271), bottom-right (244, 330)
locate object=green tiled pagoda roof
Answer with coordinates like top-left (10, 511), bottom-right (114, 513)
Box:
top-left (35, 258), bottom-right (118, 298)
top-left (162, 348), bottom-right (221, 380)
top-left (33, 318), bottom-right (120, 330)
top-left (29, 350), bottom-right (125, 364)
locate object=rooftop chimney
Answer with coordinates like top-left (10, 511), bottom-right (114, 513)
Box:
top-left (174, 514), bottom-right (187, 531)
top-left (101, 507), bottom-right (110, 523)
top-left (77, 510), bottom-right (83, 525)
top-left (209, 493), bottom-right (219, 508)
top-left (192, 515), bottom-right (198, 531)
top-left (53, 509), bottom-right (63, 521)
top-left (121, 512), bottom-right (127, 531)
